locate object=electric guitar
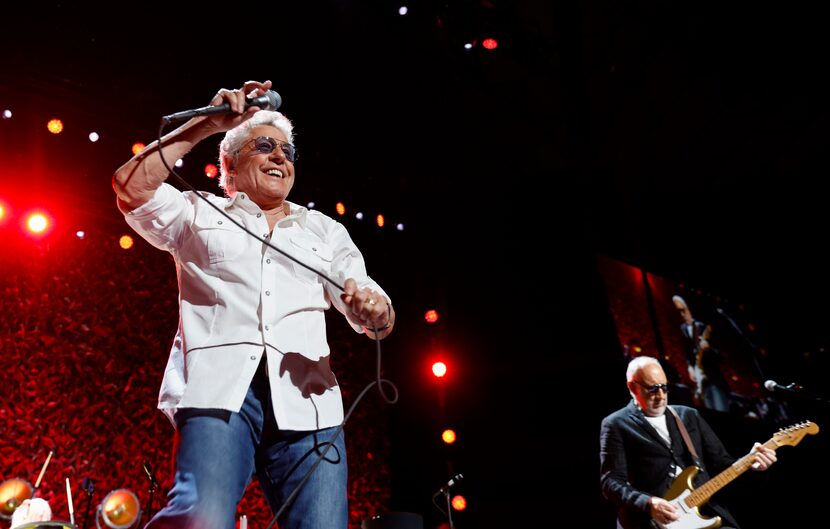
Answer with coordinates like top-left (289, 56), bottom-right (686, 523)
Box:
top-left (655, 420), bottom-right (819, 529)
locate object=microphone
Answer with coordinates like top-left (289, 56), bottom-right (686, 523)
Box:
top-left (764, 380), bottom-right (804, 393)
top-left (162, 89), bottom-right (281, 123)
top-left (435, 473), bottom-right (463, 496)
top-left (143, 461), bottom-right (160, 488)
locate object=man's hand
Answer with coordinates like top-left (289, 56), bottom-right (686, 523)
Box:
top-left (750, 442), bottom-right (777, 470)
top-left (649, 496), bottom-right (679, 525)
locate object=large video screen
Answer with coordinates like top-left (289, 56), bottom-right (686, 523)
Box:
top-left (597, 254), bottom-right (789, 422)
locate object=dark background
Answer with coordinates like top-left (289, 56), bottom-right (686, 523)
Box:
top-left (1, 1), bottom-right (829, 527)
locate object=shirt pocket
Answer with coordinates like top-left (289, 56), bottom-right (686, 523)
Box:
top-left (192, 212), bottom-right (247, 265)
top-left (288, 235), bottom-right (334, 285)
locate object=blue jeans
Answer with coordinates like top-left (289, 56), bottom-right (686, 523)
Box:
top-left (145, 361), bottom-right (348, 529)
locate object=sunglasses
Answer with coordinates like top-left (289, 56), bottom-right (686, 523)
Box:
top-left (634, 380), bottom-right (670, 395)
top-left (237, 136), bottom-right (297, 162)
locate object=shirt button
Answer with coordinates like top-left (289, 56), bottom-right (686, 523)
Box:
top-left (250, 355), bottom-right (256, 360)
top-left (265, 325), bottom-right (270, 330)
top-left (312, 247), bottom-right (317, 252)
top-left (263, 233), bottom-right (269, 238)
top-left (241, 194), bottom-right (247, 200)
top-left (217, 220), bottom-right (223, 225)
top-left (265, 290), bottom-right (271, 296)
top-left (266, 258), bottom-right (271, 264)
top-left (257, 213), bottom-right (262, 218)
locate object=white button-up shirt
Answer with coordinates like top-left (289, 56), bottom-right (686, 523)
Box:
top-left (120, 183), bottom-right (389, 431)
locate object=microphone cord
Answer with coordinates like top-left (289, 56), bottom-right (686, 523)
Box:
top-left (152, 119), bottom-right (399, 526)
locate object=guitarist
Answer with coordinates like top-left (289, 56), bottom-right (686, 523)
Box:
top-left (600, 356), bottom-right (776, 529)
top-left (672, 295), bottom-right (731, 413)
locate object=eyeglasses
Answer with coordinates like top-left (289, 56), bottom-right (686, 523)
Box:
top-left (634, 380), bottom-right (670, 395)
top-left (236, 136), bottom-right (297, 162)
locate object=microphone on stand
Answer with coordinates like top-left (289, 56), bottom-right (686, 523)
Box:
top-left (434, 473), bottom-right (464, 496)
top-left (80, 477), bottom-right (94, 529)
top-left (161, 89), bottom-right (282, 123)
top-left (432, 473), bottom-right (463, 529)
top-left (764, 380), bottom-right (805, 393)
top-left (143, 461), bottom-right (159, 488)
top-left (140, 461), bottom-right (160, 528)
top-left (764, 379), bottom-right (830, 409)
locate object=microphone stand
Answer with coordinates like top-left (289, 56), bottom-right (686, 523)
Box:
top-left (432, 474), bottom-right (463, 529)
top-left (81, 478), bottom-right (94, 529)
top-left (444, 489), bottom-right (455, 529)
top-left (142, 462), bottom-right (159, 526)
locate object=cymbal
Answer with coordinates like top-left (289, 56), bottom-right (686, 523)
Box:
top-left (98, 489), bottom-right (140, 529)
top-left (13, 522), bottom-right (77, 529)
top-left (0, 478), bottom-right (34, 519)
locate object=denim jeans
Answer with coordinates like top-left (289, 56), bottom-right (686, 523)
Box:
top-left (145, 360), bottom-right (348, 529)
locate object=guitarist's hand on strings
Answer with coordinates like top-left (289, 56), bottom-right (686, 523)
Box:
top-left (750, 442), bottom-right (777, 470)
top-left (649, 496), bottom-right (679, 525)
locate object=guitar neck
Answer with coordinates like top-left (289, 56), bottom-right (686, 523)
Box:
top-left (686, 438), bottom-right (775, 507)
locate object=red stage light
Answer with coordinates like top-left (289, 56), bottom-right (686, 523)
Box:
top-left (376, 214), bottom-right (385, 227)
top-left (204, 164), bottom-right (218, 178)
top-left (336, 202), bottom-right (346, 215)
top-left (425, 309), bottom-right (439, 323)
top-left (432, 361), bottom-right (447, 378)
top-left (441, 429), bottom-right (457, 444)
top-left (119, 235), bottom-right (134, 250)
top-left (451, 495), bottom-right (466, 511)
top-left (482, 38), bottom-right (498, 50)
top-left (132, 143), bottom-right (146, 155)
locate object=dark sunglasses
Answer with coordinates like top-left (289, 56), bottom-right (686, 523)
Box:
top-left (634, 380), bottom-right (670, 395)
top-left (237, 136), bottom-right (297, 162)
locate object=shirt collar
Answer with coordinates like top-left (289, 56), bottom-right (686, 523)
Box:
top-left (225, 193), bottom-right (308, 228)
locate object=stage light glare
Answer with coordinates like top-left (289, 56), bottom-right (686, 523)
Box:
top-left (376, 214), bottom-right (385, 227)
top-left (2, 109), bottom-right (11, 119)
top-left (425, 310), bottom-right (439, 323)
top-left (441, 429), bottom-right (457, 444)
top-left (175, 159), bottom-right (184, 168)
top-left (119, 235), bottom-right (134, 250)
top-left (464, 42), bottom-right (473, 50)
top-left (89, 132), bottom-right (100, 142)
top-left (47, 118), bottom-right (64, 134)
top-left (451, 495), bottom-right (466, 511)
top-left (356, 212), bottom-right (364, 220)
top-left (398, 6), bottom-right (408, 15)
top-left (204, 164), bottom-right (218, 178)
top-left (26, 213), bottom-right (49, 234)
top-left (336, 202), bottom-right (346, 215)
top-left (396, 223), bottom-right (405, 231)
top-left (131, 143), bottom-right (146, 155)
top-left (307, 201), bottom-right (316, 209)
top-left (76, 231), bottom-right (85, 239)
top-left (432, 361), bottom-right (447, 378)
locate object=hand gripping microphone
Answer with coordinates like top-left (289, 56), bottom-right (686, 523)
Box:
top-left (162, 89), bottom-right (281, 123)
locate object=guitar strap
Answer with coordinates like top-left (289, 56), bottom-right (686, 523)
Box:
top-left (668, 406), bottom-right (702, 467)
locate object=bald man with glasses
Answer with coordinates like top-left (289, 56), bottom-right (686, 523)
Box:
top-left (599, 356), bottom-right (776, 529)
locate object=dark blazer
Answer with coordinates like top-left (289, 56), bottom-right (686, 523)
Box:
top-left (599, 401), bottom-right (739, 529)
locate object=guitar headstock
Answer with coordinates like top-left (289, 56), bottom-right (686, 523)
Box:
top-left (772, 421), bottom-right (820, 448)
